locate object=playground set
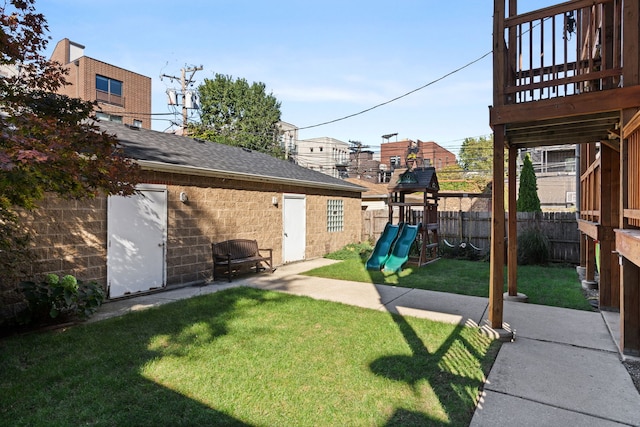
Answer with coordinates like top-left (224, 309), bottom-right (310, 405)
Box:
top-left (366, 149), bottom-right (440, 273)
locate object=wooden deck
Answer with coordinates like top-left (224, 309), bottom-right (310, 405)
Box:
top-left (490, 0), bottom-right (640, 355)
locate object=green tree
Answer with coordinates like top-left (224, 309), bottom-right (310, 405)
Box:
top-left (516, 154), bottom-right (541, 212)
top-left (0, 0), bottom-right (140, 285)
top-left (458, 135), bottom-right (493, 174)
top-left (189, 73), bottom-right (283, 157)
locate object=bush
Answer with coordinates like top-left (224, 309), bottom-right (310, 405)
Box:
top-left (19, 274), bottom-right (105, 325)
top-left (517, 228), bottom-right (550, 265)
top-left (325, 242), bottom-right (373, 260)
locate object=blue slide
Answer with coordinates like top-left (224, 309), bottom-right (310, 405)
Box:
top-left (366, 222), bottom-right (400, 270)
top-left (382, 224), bottom-right (419, 273)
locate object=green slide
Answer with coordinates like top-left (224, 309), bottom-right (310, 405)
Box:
top-left (366, 222), bottom-right (401, 270)
top-left (382, 224), bottom-right (419, 273)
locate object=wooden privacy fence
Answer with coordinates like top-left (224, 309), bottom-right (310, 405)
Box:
top-left (362, 210), bottom-right (580, 264)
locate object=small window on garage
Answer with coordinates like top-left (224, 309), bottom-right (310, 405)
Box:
top-left (327, 199), bottom-right (344, 232)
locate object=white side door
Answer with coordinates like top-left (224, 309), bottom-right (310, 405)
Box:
top-left (107, 185), bottom-right (167, 298)
top-left (282, 193), bottom-right (306, 263)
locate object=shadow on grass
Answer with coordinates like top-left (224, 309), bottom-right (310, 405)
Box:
top-left (359, 248), bottom-right (496, 426)
top-left (0, 288), bottom-right (282, 426)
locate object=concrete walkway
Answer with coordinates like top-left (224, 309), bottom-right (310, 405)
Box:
top-left (91, 258), bottom-right (640, 426)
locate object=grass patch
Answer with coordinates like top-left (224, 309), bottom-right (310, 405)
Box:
top-left (0, 287), bottom-right (499, 426)
top-left (305, 255), bottom-right (592, 311)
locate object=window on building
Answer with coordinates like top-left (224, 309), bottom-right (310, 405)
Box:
top-left (319, 147), bottom-right (323, 152)
top-left (96, 75), bottom-right (123, 106)
top-left (310, 147), bottom-right (314, 153)
top-left (327, 199), bottom-right (344, 232)
top-left (96, 111), bottom-right (123, 124)
top-left (133, 119), bottom-right (143, 128)
top-left (390, 156), bottom-right (401, 168)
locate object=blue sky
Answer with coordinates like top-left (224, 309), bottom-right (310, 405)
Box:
top-left (37, 1), bottom-right (550, 155)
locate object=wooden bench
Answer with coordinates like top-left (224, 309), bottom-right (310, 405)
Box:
top-left (211, 239), bottom-right (273, 282)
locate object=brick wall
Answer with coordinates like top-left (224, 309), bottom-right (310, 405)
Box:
top-left (380, 139), bottom-right (457, 170)
top-left (22, 171), bottom-right (362, 293)
top-left (50, 39), bottom-right (152, 129)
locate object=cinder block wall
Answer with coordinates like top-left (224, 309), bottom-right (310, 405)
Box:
top-left (22, 194), bottom-right (108, 285)
top-left (21, 171), bottom-right (362, 293)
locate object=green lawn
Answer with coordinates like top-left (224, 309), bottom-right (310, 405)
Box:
top-left (1, 287), bottom-right (500, 426)
top-left (303, 253), bottom-right (592, 311)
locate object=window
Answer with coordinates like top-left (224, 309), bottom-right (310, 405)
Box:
top-left (133, 119), bottom-right (143, 128)
top-left (96, 75), bottom-right (123, 106)
top-left (96, 111), bottom-right (123, 124)
top-left (327, 199), bottom-right (344, 232)
top-left (390, 156), bottom-right (401, 169)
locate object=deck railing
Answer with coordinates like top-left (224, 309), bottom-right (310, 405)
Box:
top-left (580, 155), bottom-right (600, 224)
top-left (502, 0), bottom-right (621, 105)
top-left (624, 117), bottom-right (640, 228)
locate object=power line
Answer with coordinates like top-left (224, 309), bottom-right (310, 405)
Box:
top-left (296, 50), bottom-right (492, 131)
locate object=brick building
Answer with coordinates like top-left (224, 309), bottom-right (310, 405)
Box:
top-left (347, 150), bottom-right (381, 183)
top-left (380, 139), bottom-right (456, 172)
top-left (50, 39), bottom-right (152, 129)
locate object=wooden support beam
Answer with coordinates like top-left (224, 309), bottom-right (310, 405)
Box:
top-left (599, 143), bottom-right (621, 310)
top-left (489, 125), bottom-right (505, 329)
top-left (490, 85), bottom-right (640, 125)
top-left (621, 258), bottom-right (640, 356)
top-left (508, 145), bottom-right (518, 296)
top-left (586, 237), bottom-right (596, 282)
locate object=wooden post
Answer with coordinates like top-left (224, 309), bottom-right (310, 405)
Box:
top-left (619, 0), bottom-right (640, 356)
top-left (621, 258), bottom-right (640, 356)
top-left (489, 125), bottom-right (505, 329)
top-left (599, 143), bottom-right (620, 310)
top-left (508, 145), bottom-right (518, 296)
top-left (585, 237), bottom-right (596, 281)
top-left (489, 0), bottom-right (506, 329)
top-left (579, 143), bottom-right (587, 268)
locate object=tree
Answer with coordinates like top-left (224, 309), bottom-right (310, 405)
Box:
top-left (0, 0), bottom-right (140, 283)
top-left (458, 135), bottom-right (493, 174)
top-left (516, 154), bottom-right (541, 212)
top-left (189, 73), bottom-right (283, 157)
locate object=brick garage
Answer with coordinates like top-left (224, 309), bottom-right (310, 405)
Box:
top-left (21, 121), bottom-right (363, 298)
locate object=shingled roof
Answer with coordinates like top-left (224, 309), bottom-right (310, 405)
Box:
top-left (98, 120), bottom-right (364, 193)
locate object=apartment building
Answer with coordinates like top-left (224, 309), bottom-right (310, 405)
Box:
top-left (380, 139), bottom-right (456, 172)
top-left (347, 149), bottom-right (381, 183)
top-left (50, 39), bottom-right (152, 129)
top-left (294, 137), bottom-right (350, 179)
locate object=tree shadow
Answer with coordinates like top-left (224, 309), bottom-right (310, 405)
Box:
top-left (359, 251), bottom-right (495, 425)
top-left (1, 287), bottom-right (289, 426)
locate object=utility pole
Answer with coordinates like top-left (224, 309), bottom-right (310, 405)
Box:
top-left (161, 65), bottom-right (203, 134)
top-left (349, 140), bottom-right (369, 178)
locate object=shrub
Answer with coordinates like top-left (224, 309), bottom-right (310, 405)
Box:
top-left (19, 274), bottom-right (105, 325)
top-left (516, 154), bottom-right (542, 212)
top-left (325, 242), bottom-right (373, 260)
top-left (517, 228), bottom-right (550, 265)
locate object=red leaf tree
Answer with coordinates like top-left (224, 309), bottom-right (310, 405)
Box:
top-left (0, 0), bottom-right (140, 286)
